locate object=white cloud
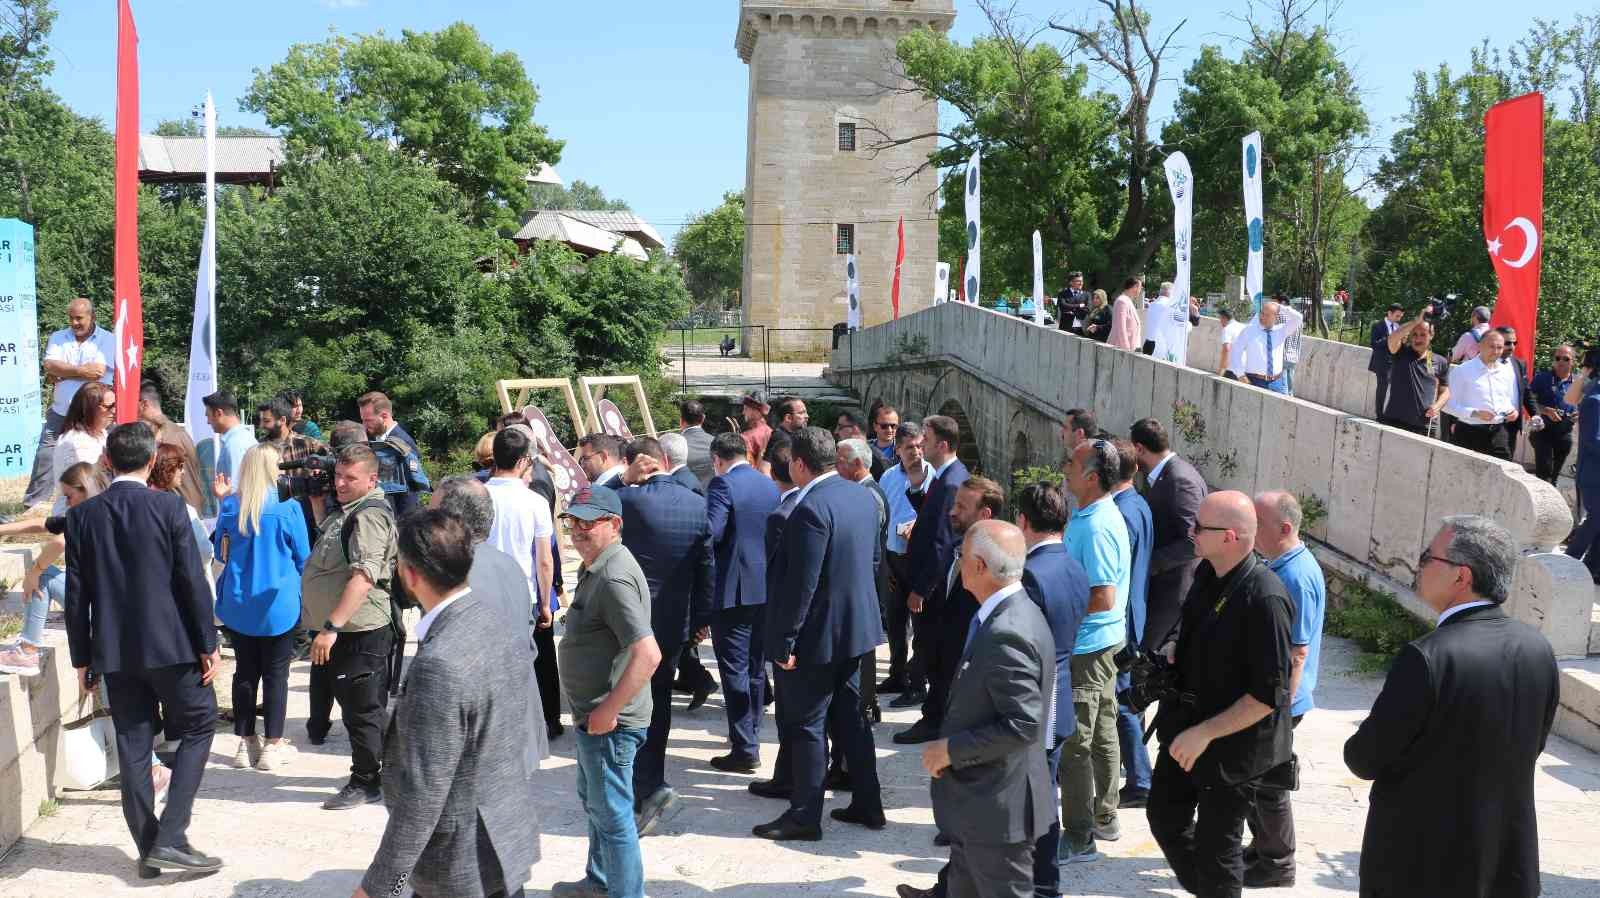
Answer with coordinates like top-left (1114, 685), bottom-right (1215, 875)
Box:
top-left (322, 0), bottom-right (368, 9)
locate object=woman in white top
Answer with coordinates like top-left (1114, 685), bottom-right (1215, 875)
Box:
top-left (50, 381), bottom-right (114, 510)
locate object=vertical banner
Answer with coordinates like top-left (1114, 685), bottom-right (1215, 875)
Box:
top-left (1157, 152), bottom-right (1196, 364)
top-left (112, 0), bottom-right (143, 423)
top-left (891, 216), bottom-right (905, 320)
top-left (845, 253), bottom-right (860, 330)
top-left (1242, 131), bottom-right (1264, 313)
top-left (0, 220), bottom-right (41, 479)
top-left (1031, 230), bottom-right (1044, 326)
top-left (964, 149), bottom-right (981, 305)
top-left (934, 262), bottom-right (950, 305)
top-left (184, 92), bottom-right (218, 443)
top-left (1484, 92), bottom-right (1543, 373)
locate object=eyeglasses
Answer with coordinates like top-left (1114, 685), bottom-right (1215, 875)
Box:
top-left (578, 452), bottom-right (598, 466)
top-left (1191, 521), bottom-right (1232, 534)
top-left (1418, 550), bottom-right (1468, 570)
top-left (877, 422), bottom-right (897, 430)
top-left (1556, 355), bottom-right (1575, 362)
top-left (569, 517), bottom-right (613, 532)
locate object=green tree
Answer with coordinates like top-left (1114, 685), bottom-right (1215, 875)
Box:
top-left (242, 22), bottom-right (563, 225)
top-left (526, 178), bottom-right (629, 211)
top-left (152, 117), bottom-right (275, 138)
top-left (0, 0), bottom-right (58, 222)
top-left (674, 191), bottom-right (743, 311)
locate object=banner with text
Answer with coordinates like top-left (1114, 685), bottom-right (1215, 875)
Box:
top-left (1242, 131), bottom-right (1264, 312)
top-left (184, 93), bottom-right (218, 444)
top-left (0, 219), bottom-right (41, 479)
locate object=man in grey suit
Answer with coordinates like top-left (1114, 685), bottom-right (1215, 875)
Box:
top-left (355, 508), bottom-right (542, 898)
top-left (910, 520), bottom-right (1056, 898)
top-left (680, 400), bottom-right (715, 487)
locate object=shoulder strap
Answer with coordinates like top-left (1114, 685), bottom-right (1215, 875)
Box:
top-left (340, 497), bottom-right (395, 562)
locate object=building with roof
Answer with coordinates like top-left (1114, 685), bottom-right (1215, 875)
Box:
top-left (138, 134), bottom-right (288, 186)
top-left (513, 211), bottom-right (650, 261)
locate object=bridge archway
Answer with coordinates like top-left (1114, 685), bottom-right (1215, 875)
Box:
top-left (937, 398), bottom-right (984, 476)
top-left (1010, 430), bottom-right (1031, 476)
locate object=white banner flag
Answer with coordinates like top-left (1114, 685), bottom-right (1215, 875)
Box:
top-left (1242, 131), bottom-right (1264, 313)
top-left (1157, 151), bottom-right (1196, 364)
top-left (1031, 230), bottom-right (1044, 325)
top-left (183, 93), bottom-right (218, 445)
top-left (964, 149), bottom-right (981, 304)
top-left (845, 253), bottom-right (860, 330)
top-left (934, 262), bottom-right (950, 305)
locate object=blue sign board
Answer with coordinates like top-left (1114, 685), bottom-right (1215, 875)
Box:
top-left (0, 219), bottom-right (42, 480)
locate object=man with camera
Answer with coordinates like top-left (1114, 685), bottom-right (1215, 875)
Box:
top-left (300, 444), bottom-right (400, 810)
top-left (358, 391), bottom-right (431, 516)
top-left (1145, 491), bottom-right (1294, 898)
top-left (259, 396), bottom-right (329, 523)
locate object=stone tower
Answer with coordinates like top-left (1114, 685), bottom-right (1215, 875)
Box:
top-left (736, 0), bottom-right (955, 359)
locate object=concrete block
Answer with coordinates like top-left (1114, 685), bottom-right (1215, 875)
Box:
top-left (1053, 333), bottom-right (1079, 412)
top-left (1497, 471), bottom-right (1574, 553)
top-left (1103, 350), bottom-right (1136, 436)
top-left (1423, 443), bottom-right (1513, 540)
top-left (1255, 392), bottom-right (1298, 498)
top-left (1131, 356), bottom-right (1157, 426)
top-left (1219, 382), bottom-right (1260, 495)
top-left (1507, 554), bottom-right (1594, 660)
top-left (0, 727), bottom-right (56, 855)
top-left (1151, 363), bottom-right (1178, 430)
top-left (1327, 416), bottom-right (1382, 561)
top-left (1189, 317), bottom-right (1221, 372)
top-left (1172, 366), bottom-right (1210, 463)
top-left (1367, 426), bottom-right (1436, 584)
top-left (1091, 344), bottom-right (1116, 422)
top-left (1073, 337), bottom-right (1098, 412)
top-left (1554, 662), bottom-right (1600, 754)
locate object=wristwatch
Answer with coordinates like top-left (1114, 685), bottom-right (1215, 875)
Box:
top-left (321, 620), bottom-right (338, 633)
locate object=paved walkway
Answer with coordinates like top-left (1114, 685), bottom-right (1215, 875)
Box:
top-left (2, 630), bottom-right (1598, 897)
top-left (662, 351), bottom-right (843, 400)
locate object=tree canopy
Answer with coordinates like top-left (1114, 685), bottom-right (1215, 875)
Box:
top-left (674, 191), bottom-right (744, 312)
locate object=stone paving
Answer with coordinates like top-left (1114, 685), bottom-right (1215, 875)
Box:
top-left (1, 630), bottom-right (1598, 897)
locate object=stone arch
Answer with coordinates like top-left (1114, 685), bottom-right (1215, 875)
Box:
top-left (937, 398), bottom-right (984, 476)
top-left (799, 14), bottom-right (815, 33)
top-left (1010, 430), bottom-right (1032, 475)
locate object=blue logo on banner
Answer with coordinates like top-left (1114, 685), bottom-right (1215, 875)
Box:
top-left (1248, 217), bottom-right (1264, 251)
top-left (1246, 143), bottom-right (1258, 177)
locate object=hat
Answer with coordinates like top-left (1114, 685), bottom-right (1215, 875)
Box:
top-left (563, 485), bottom-right (623, 521)
top-left (741, 390), bottom-right (770, 413)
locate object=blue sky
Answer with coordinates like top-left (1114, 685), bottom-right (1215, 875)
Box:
top-left (42, 1), bottom-right (1593, 246)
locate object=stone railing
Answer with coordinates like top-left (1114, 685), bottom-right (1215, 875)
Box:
top-left (836, 302), bottom-right (1592, 658)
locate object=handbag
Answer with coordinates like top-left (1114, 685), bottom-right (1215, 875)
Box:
top-left (56, 694), bottom-right (119, 791)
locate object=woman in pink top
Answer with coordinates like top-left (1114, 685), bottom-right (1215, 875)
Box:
top-left (1107, 277), bottom-right (1145, 350)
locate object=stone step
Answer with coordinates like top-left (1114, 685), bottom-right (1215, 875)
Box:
top-left (1556, 659), bottom-right (1600, 754)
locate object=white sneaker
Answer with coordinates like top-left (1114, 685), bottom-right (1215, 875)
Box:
top-left (0, 645), bottom-right (42, 677)
top-left (255, 739), bottom-right (292, 772)
top-left (232, 736), bottom-right (260, 769)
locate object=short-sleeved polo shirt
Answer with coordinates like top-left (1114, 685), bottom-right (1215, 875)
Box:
top-left (559, 541), bottom-right (655, 730)
top-left (1065, 494), bottom-right (1131, 654)
top-left (1269, 543), bottom-right (1327, 716)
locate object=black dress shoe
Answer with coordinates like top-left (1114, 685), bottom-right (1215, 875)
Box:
top-left (888, 687), bottom-right (927, 708)
top-left (687, 683), bottom-right (715, 712)
top-left (830, 806), bottom-right (886, 830)
top-left (548, 720), bottom-right (566, 739)
top-left (322, 781), bottom-right (383, 811)
top-left (892, 719), bottom-right (940, 745)
top-left (897, 885), bottom-right (937, 898)
top-left (877, 675), bottom-right (908, 694)
top-left (1243, 866), bottom-right (1295, 889)
top-left (709, 753), bottom-right (760, 773)
top-left (137, 863), bottom-right (160, 880)
top-left (748, 778), bottom-right (793, 800)
top-left (144, 844), bottom-right (222, 873)
top-left (1118, 786), bottom-right (1148, 809)
top-left (933, 831), bottom-right (950, 846)
top-left (866, 701), bottom-right (882, 724)
top-left (763, 678), bottom-right (774, 705)
top-left (752, 813), bottom-right (822, 841)
top-left (823, 766), bottom-right (853, 791)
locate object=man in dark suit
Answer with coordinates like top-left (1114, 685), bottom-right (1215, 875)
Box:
top-left (705, 431), bottom-right (782, 772)
top-left (754, 427), bottom-right (885, 840)
top-left (64, 422), bottom-right (222, 876)
top-left (1129, 419), bottom-right (1207, 653)
top-left (913, 521), bottom-right (1057, 898)
top-left (1345, 515), bottom-right (1558, 898)
top-left (1368, 303), bottom-right (1404, 415)
top-left (356, 509), bottom-right (542, 898)
top-left (749, 436), bottom-right (801, 800)
top-left (578, 432), bottom-right (627, 488)
top-left (896, 414), bottom-right (971, 745)
top-left (1495, 325), bottom-right (1536, 450)
top-left (679, 400), bottom-right (715, 488)
top-left (661, 432), bottom-right (706, 496)
top-left (617, 437), bottom-right (714, 835)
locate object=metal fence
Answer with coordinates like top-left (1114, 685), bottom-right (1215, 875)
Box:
top-left (663, 324), bottom-right (854, 398)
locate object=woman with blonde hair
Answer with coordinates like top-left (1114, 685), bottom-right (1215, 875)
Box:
top-left (212, 444), bottom-right (311, 771)
top-left (1084, 288), bottom-right (1113, 342)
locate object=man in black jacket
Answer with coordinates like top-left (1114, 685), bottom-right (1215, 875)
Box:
top-left (1146, 491), bottom-right (1294, 898)
top-left (1368, 304), bottom-right (1404, 416)
top-left (65, 422), bottom-right (222, 876)
top-left (1345, 515), bottom-right (1558, 898)
top-left (1129, 419), bottom-right (1207, 652)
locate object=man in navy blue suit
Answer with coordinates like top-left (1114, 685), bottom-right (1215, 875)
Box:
top-left (617, 437), bottom-right (714, 836)
top-left (754, 427), bottom-right (886, 841)
top-left (65, 422), bottom-right (222, 877)
top-left (896, 414), bottom-right (971, 745)
top-left (749, 435), bottom-right (802, 800)
top-left (705, 432), bottom-right (781, 772)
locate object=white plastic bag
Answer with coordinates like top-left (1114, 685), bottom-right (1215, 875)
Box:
top-left (57, 700), bottom-right (118, 791)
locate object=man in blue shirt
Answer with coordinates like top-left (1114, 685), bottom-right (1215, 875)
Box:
top-left (1109, 439), bottom-right (1155, 808)
top-left (1245, 490), bottom-right (1326, 889)
top-left (203, 391), bottom-right (258, 493)
top-left (1528, 344), bottom-right (1579, 487)
top-left (1059, 439), bottom-right (1131, 863)
top-left (876, 421), bottom-right (933, 700)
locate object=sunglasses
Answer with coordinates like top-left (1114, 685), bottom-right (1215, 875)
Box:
top-left (1418, 550), bottom-right (1468, 569)
top-left (1191, 522), bottom-right (1232, 534)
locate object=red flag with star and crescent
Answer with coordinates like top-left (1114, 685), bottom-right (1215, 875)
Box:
top-left (1484, 92), bottom-right (1543, 373)
top-left (113, 0), bottom-right (144, 423)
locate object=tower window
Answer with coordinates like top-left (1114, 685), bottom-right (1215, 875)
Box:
top-left (838, 122), bottom-right (856, 152)
top-left (836, 224), bottom-right (854, 254)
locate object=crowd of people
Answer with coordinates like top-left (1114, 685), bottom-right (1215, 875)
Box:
top-left (0, 295), bottom-right (1572, 898)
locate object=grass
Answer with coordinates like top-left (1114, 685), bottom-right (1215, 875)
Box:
top-left (0, 612), bottom-right (19, 643)
top-left (659, 326), bottom-right (741, 349)
top-left (37, 798), bottom-right (59, 819)
top-left (1327, 580), bottom-right (1432, 673)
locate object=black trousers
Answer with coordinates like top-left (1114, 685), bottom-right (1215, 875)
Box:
top-left (104, 663), bottom-right (217, 859)
top-left (775, 654), bottom-right (883, 828)
top-left (1147, 751), bottom-right (1255, 898)
top-left (1532, 421), bottom-right (1574, 485)
top-left (634, 637), bottom-right (682, 806)
top-left (1450, 420), bottom-right (1512, 460)
top-left (921, 596), bottom-right (979, 726)
top-left (533, 624), bottom-right (562, 727)
top-left (1376, 416), bottom-right (1428, 436)
top-left (676, 642), bottom-right (717, 692)
top-left (1244, 715), bottom-right (1302, 875)
top-left (226, 628), bottom-right (295, 739)
top-left (307, 626), bottom-right (392, 785)
top-left (884, 552), bottom-right (918, 686)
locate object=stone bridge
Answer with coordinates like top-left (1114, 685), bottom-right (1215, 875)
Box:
top-left (830, 301), bottom-right (1600, 749)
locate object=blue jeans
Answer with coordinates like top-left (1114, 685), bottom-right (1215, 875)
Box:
top-left (22, 409), bottom-right (65, 507)
top-left (1246, 373), bottom-right (1290, 394)
top-left (1284, 361), bottom-right (1297, 396)
top-left (574, 725), bottom-right (647, 898)
top-left (19, 564), bottom-right (66, 647)
top-left (1115, 671), bottom-right (1153, 793)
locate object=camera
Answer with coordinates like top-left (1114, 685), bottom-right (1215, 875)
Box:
top-left (1576, 336), bottom-right (1600, 374)
top-left (1113, 643), bottom-right (1188, 714)
top-left (279, 452), bottom-right (337, 499)
top-left (1423, 297), bottom-right (1451, 322)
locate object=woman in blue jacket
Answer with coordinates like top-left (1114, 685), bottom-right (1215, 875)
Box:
top-left (214, 444), bottom-right (310, 772)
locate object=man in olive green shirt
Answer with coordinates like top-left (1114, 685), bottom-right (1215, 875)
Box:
top-left (300, 444), bottom-right (398, 811)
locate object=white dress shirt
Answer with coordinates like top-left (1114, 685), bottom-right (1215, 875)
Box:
top-left (415, 587), bottom-right (472, 642)
top-left (1444, 357), bottom-right (1519, 424)
top-left (1436, 599), bottom-right (1495, 626)
top-left (1233, 305), bottom-right (1305, 378)
top-left (1146, 452), bottom-right (1174, 486)
top-left (793, 469), bottom-right (838, 505)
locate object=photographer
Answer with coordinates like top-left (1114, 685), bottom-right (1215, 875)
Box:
top-left (1147, 491), bottom-right (1294, 898)
top-left (259, 396), bottom-right (328, 524)
top-left (1528, 344), bottom-right (1579, 486)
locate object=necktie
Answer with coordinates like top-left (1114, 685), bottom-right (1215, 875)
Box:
top-left (961, 612), bottom-right (981, 658)
top-left (946, 550), bottom-right (962, 597)
top-left (1265, 329), bottom-right (1276, 380)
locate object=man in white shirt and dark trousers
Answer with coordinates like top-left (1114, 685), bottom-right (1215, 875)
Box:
top-left (1233, 299), bottom-right (1304, 395)
top-left (1444, 329), bottom-right (1522, 460)
top-left (482, 426), bottom-right (557, 666)
top-left (23, 298), bottom-right (116, 509)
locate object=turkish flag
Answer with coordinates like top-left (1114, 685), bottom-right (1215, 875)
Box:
top-left (1484, 92), bottom-right (1543, 373)
top-left (113, 0), bottom-right (144, 423)
top-left (891, 216), bottom-right (905, 320)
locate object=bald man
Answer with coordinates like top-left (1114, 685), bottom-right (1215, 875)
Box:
top-left (1232, 300), bottom-right (1304, 395)
top-left (1146, 491), bottom-right (1295, 898)
top-left (24, 298), bottom-right (118, 507)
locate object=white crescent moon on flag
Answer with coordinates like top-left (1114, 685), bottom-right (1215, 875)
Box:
top-left (1501, 217), bottom-right (1539, 269)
